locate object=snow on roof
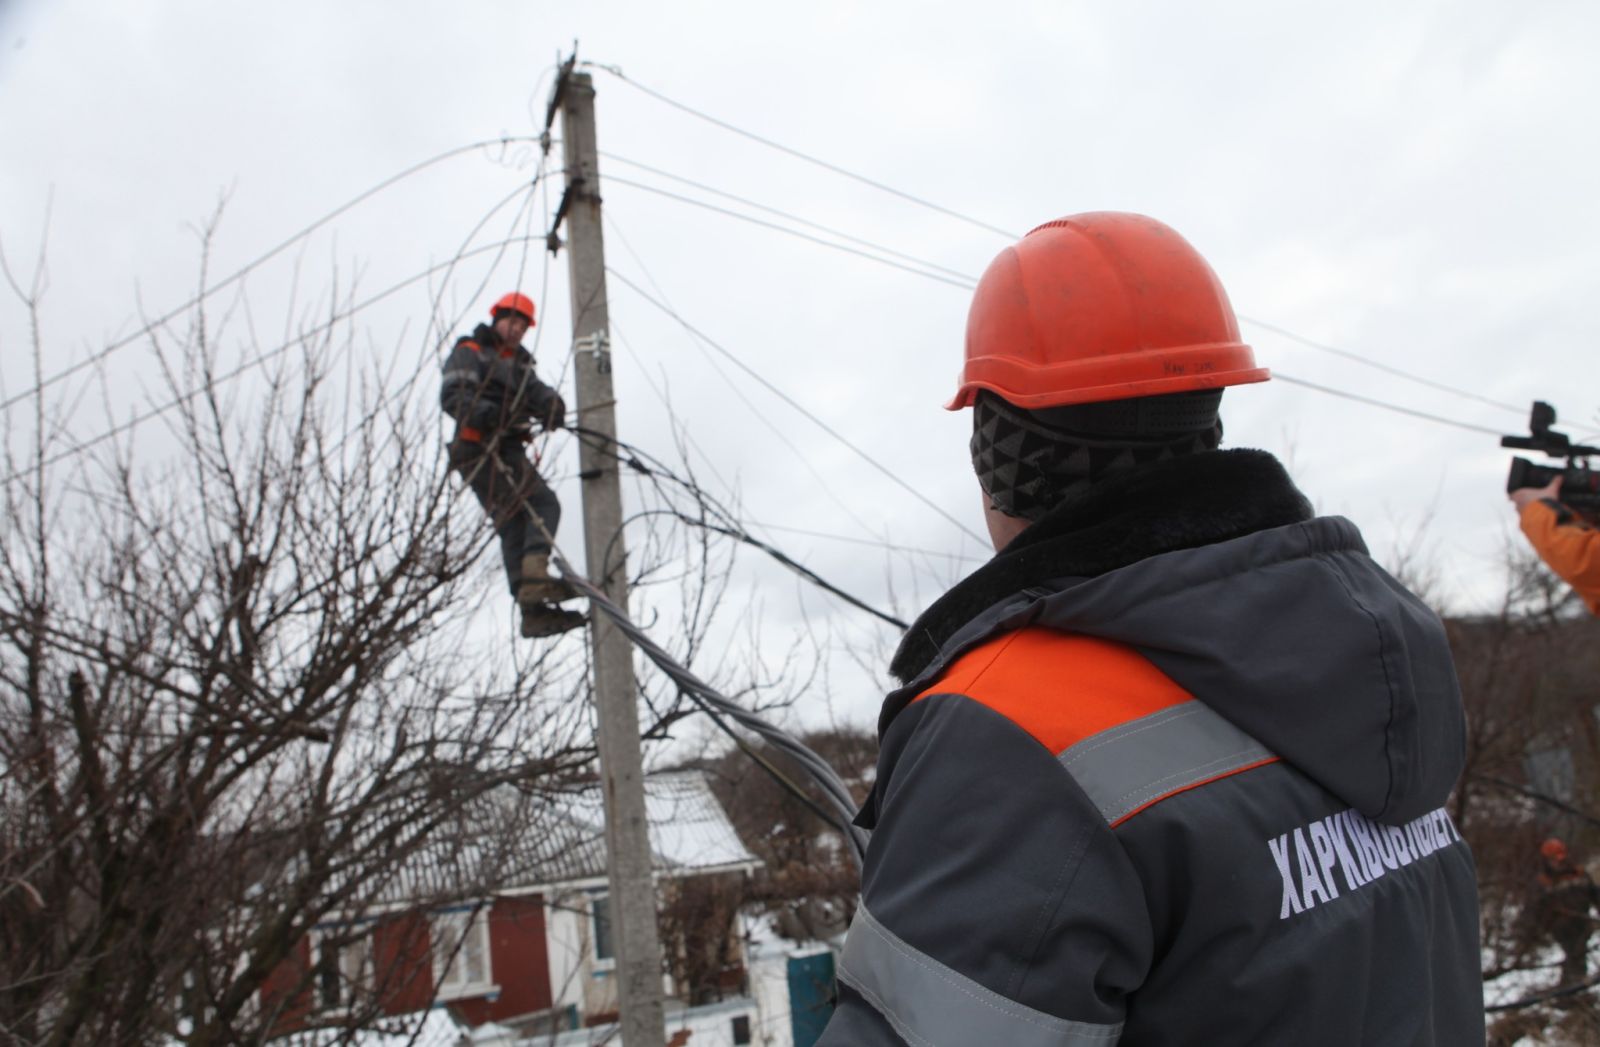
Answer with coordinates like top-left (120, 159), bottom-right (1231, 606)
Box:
top-left (254, 1008), bottom-right (466, 1046)
top-left (353, 770), bottom-right (757, 909)
top-left (562, 769), bottom-right (758, 872)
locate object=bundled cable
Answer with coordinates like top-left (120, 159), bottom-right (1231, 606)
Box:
top-left (480, 452), bottom-right (870, 868)
top-left (552, 558), bottom-right (869, 867)
top-left (566, 424), bottom-right (910, 630)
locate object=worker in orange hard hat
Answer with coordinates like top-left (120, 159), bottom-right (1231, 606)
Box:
top-left (821, 213), bottom-right (1482, 1046)
top-left (1535, 836), bottom-right (1600, 987)
top-left (440, 292), bottom-right (582, 638)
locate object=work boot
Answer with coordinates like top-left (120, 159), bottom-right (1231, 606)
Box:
top-left (520, 604), bottom-right (587, 638)
top-left (517, 552), bottom-right (576, 608)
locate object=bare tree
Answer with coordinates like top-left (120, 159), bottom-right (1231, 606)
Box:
top-left (1438, 537), bottom-right (1600, 1041)
top-left (0, 232), bottom-right (605, 1044)
top-left (0, 210), bottom-right (834, 1044)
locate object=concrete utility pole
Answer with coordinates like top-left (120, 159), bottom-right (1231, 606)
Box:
top-left (559, 70), bottom-right (667, 1047)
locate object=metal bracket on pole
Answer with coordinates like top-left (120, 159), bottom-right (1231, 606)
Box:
top-left (543, 51), bottom-right (577, 138)
top-left (574, 331), bottom-right (612, 375)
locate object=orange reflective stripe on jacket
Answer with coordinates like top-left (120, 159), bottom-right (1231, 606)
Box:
top-left (1520, 499), bottom-right (1600, 615)
top-left (914, 627), bottom-right (1279, 826)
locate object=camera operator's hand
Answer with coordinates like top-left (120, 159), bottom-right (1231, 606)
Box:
top-left (1511, 475), bottom-right (1563, 512)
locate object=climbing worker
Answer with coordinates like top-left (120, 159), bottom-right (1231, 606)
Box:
top-left (1535, 837), bottom-right (1599, 987)
top-left (441, 292), bottom-right (583, 637)
top-left (820, 213), bottom-right (1484, 1045)
top-left (1511, 475), bottom-right (1600, 614)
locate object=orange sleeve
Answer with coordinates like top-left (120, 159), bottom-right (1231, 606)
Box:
top-left (1520, 499), bottom-right (1600, 615)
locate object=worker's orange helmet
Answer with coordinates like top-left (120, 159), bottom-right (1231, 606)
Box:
top-left (490, 291), bottom-right (536, 326)
top-left (1542, 837), bottom-right (1568, 862)
top-left (948, 212), bottom-right (1269, 411)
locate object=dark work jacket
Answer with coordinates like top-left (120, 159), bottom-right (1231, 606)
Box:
top-left (821, 449), bottom-right (1484, 1046)
top-left (438, 323), bottom-right (563, 436)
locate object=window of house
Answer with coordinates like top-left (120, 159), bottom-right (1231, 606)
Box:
top-left (731, 1014), bottom-right (752, 1045)
top-left (313, 925), bottom-right (373, 1013)
top-left (432, 908), bottom-right (493, 998)
top-left (591, 894), bottom-right (614, 966)
top-left (1524, 744), bottom-right (1576, 802)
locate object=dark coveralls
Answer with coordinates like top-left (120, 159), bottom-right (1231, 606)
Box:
top-left (440, 322), bottom-right (565, 594)
top-left (1538, 856), bottom-right (1600, 985)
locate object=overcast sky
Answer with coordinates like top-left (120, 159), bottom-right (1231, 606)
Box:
top-left (5, 0), bottom-right (1599, 732)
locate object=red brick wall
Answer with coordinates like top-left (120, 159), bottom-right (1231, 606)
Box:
top-left (262, 911), bottom-right (431, 1033)
top-left (262, 895), bottom-right (555, 1032)
top-left (374, 911), bottom-right (433, 1015)
top-left (260, 936), bottom-right (312, 1035)
top-left (448, 895), bottom-right (553, 1026)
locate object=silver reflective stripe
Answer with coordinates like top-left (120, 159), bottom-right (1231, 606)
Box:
top-left (838, 905), bottom-right (1123, 1047)
top-left (1058, 701), bottom-right (1273, 824)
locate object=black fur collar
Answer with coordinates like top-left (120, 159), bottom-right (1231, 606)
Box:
top-left (889, 449), bottom-right (1313, 683)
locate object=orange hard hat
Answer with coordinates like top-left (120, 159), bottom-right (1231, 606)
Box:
top-left (490, 292), bottom-right (536, 325)
top-left (1542, 837), bottom-right (1568, 862)
top-left (948, 212), bottom-right (1269, 411)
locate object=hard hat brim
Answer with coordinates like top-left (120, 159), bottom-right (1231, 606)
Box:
top-left (946, 349), bottom-right (1270, 411)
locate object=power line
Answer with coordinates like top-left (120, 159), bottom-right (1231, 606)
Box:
top-left (605, 265), bottom-right (989, 548)
top-left (2, 234), bottom-right (546, 486)
top-left (600, 152), bottom-right (980, 283)
top-left (611, 180), bottom-right (1529, 431)
top-left (594, 181), bottom-right (1512, 438)
top-left (687, 513), bottom-right (909, 628)
top-left (580, 68), bottom-right (1532, 434)
top-left (603, 239), bottom-right (1502, 462)
top-left (567, 431), bottom-right (911, 631)
top-left (602, 233), bottom-right (1503, 446)
top-left (1273, 372), bottom-right (1506, 436)
top-left (567, 571), bottom-right (868, 865)
top-left (482, 446), bottom-right (869, 865)
top-left (744, 519), bottom-right (984, 563)
top-left (8, 154), bottom-right (553, 487)
top-left (603, 174), bottom-right (975, 290)
top-left (1, 136), bottom-right (544, 415)
top-left (519, 523), bottom-right (869, 865)
top-left (608, 174), bottom-right (1529, 438)
top-left (1242, 315), bottom-right (1525, 416)
top-left (613, 506), bottom-right (910, 631)
top-left (605, 157), bottom-right (1528, 438)
top-left (601, 212), bottom-right (888, 542)
top-left (326, 167), bottom-right (554, 472)
top-left (585, 62), bottom-right (1017, 240)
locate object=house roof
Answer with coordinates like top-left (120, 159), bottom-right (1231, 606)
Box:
top-left (559, 768), bottom-right (758, 875)
top-left (354, 769), bottom-right (758, 910)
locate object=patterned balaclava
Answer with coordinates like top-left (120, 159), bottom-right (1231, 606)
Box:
top-left (970, 389), bottom-right (1224, 520)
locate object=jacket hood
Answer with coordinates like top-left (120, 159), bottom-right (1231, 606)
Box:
top-left (885, 449), bottom-right (1465, 825)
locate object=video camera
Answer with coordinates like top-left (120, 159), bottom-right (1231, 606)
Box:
top-left (1502, 401), bottom-right (1600, 520)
